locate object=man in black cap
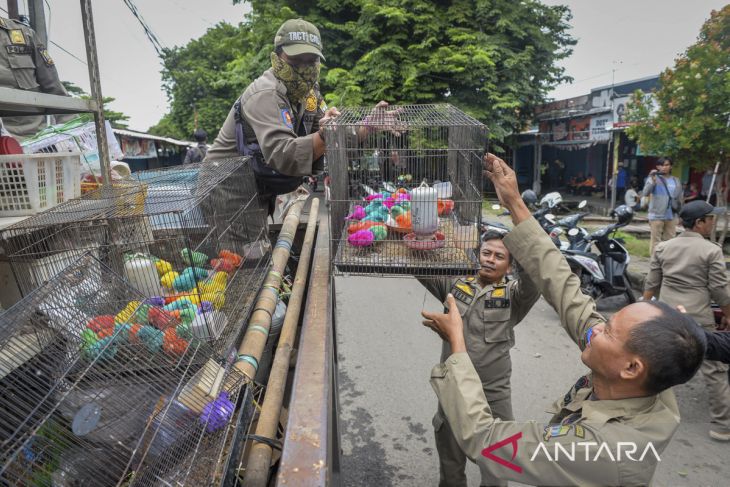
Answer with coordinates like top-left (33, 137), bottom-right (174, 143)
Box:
top-left (643, 200), bottom-right (730, 441)
top-left (184, 129), bottom-right (208, 164)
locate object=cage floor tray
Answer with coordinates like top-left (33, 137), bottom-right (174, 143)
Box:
top-left (334, 215), bottom-right (479, 276)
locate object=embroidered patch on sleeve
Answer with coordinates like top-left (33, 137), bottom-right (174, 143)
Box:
top-left (280, 109), bottom-right (293, 129)
top-left (38, 46), bottom-right (54, 66)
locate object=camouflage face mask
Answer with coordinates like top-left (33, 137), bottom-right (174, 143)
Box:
top-left (270, 51), bottom-right (320, 103)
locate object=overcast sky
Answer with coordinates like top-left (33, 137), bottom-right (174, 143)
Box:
top-left (37, 0), bottom-right (728, 132)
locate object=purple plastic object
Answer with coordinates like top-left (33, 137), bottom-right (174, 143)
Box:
top-left (199, 392), bottom-right (234, 433)
top-left (364, 194), bottom-right (383, 201)
top-left (144, 296), bottom-right (166, 307)
top-left (199, 301), bottom-right (214, 314)
top-left (382, 199), bottom-right (395, 209)
top-left (348, 229), bottom-right (375, 247)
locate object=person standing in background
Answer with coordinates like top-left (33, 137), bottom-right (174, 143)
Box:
top-left (616, 162), bottom-right (628, 201)
top-left (642, 157), bottom-right (683, 254)
top-left (183, 129), bottom-right (208, 164)
top-left (643, 200), bottom-right (730, 442)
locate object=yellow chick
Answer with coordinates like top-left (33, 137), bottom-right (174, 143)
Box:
top-left (115, 300), bottom-right (141, 325)
top-left (160, 271), bottom-right (179, 289)
top-left (202, 291), bottom-right (225, 310)
top-left (179, 288), bottom-right (201, 307)
top-left (155, 259), bottom-right (173, 276)
top-left (211, 271), bottom-right (228, 288)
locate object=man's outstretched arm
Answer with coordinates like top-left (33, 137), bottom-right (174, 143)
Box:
top-left (484, 154), bottom-right (605, 348)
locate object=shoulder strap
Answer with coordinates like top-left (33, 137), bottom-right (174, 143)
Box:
top-left (233, 98), bottom-right (262, 156)
top-left (657, 176), bottom-right (676, 212)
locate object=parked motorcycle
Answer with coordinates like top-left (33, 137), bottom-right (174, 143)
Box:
top-left (562, 204), bottom-right (636, 304)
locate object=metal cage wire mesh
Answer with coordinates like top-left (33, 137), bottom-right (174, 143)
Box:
top-left (0, 253), bottom-right (253, 487)
top-left (1, 158), bottom-right (270, 353)
top-left (324, 104), bottom-right (486, 277)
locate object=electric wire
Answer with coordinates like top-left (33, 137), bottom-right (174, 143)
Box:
top-left (121, 0), bottom-right (165, 57)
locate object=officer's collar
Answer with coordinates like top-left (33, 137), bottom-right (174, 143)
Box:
top-left (579, 391), bottom-right (669, 426)
top-left (678, 230), bottom-right (704, 239)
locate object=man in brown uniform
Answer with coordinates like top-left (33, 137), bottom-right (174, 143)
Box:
top-left (205, 18), bottom-right (339, 214)
top-left (643, 200), bottom-right (730, 441)
top-left (421, 154), bottom-right (706, 486)
top-left (0, 16), bottom-right (72, 138)
top-left (420, 230), bottom-right (539, 487)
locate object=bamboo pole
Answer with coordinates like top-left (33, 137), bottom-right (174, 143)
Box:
top-left (244, 198), bottom-right (320, 486)
top-left (234, 199), bottom-right (306, 380)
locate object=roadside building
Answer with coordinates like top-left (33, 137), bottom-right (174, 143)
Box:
top-left (113, 128), bottom-right (192, 171)
top-left (512, 75), bottom-right (667, 197)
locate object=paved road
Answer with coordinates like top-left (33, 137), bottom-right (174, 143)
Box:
top-left (335, 276), bottom-right (727, 487)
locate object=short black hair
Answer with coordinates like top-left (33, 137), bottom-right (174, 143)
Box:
top-left (481, 230), bottom-right (513, 263)
top-left (624, 301), bottom-right (706, 395)
top-left (658, 157), bottom-right (673, 166)
top-left (682, 215), bottom-right (709, 230)
top-left (193, 129), bottom-right (207, 142)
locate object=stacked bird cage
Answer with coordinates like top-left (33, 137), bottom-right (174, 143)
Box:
top-left (0, 253), bottom-right (252, 486)
top-left (1, 158), bottom-right (270, 353)
top-left (324, 104), bottom-right (486, 277)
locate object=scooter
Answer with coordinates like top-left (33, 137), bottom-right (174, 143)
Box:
top-left (562, 205), bottom-right (636, 304)
top-left (545, 200), bottom-right (589, 251)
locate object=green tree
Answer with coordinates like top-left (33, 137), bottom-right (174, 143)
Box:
top-left (153, 0), bottom-right (575, 141)
top-left (626, 6), bottom-right (730, 169)
top-left (61, 81), bottom-right (131, 129)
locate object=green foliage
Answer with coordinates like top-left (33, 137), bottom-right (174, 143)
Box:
top-left (61, 81), bottom-right (131, 129)
top-left (626, 6), bottom-right (730, 169)
top-left (153, 0), bottom-right (574, 141)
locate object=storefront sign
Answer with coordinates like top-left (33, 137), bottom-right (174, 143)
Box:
top-left (590, 116), bottom-right (611, 141)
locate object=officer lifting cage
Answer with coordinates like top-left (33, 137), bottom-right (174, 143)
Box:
top-left (324, 103), bottom-right (486, 278)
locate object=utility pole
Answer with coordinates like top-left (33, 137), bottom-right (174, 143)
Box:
top-left (28, 0), bottom-right (47, 45)
top-left (6, 0), bottom-right (19, 20)
top-left (608, 62), bottom-right (622, 210)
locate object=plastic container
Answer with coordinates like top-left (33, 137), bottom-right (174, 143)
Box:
top-left (410, 182), bottom-right (438, 236)
top-left (123, 253), bottom-right (162, 298)
top-left (0, 152), bottom-right (82, 217)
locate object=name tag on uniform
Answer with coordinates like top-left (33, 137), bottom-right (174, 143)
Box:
top-left (450, 280), bottom-right (474, 305)
top-left (6, 45), bottom-right (32, 55)
top-left (485, 286), bottom-right (510, 308)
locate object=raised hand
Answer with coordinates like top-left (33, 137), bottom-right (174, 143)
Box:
top-left (320, 106), bottom-right (341, 125)
top-left (422, 294), bottom-right (466, 353)
top-left (363, 101), bottom-right (406, 136)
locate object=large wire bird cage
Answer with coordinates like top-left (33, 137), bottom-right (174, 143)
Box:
top-left (324, 104), bottom-right (486, 277)
top-left (0, 253), bottom-right (253, 486)
top-left (1, 158), bottom-right (270, 352)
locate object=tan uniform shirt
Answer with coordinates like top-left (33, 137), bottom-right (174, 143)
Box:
top-left (421, 274), bottom-right (539, 401)
top-left (430, 218), bottom-right (681, 486)
top-left (644, 230), bottom-right (730, 326)
top-left (205, 69), bottom-right (325, 177)
top-left (0, 17), bottom-right (71, 137)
